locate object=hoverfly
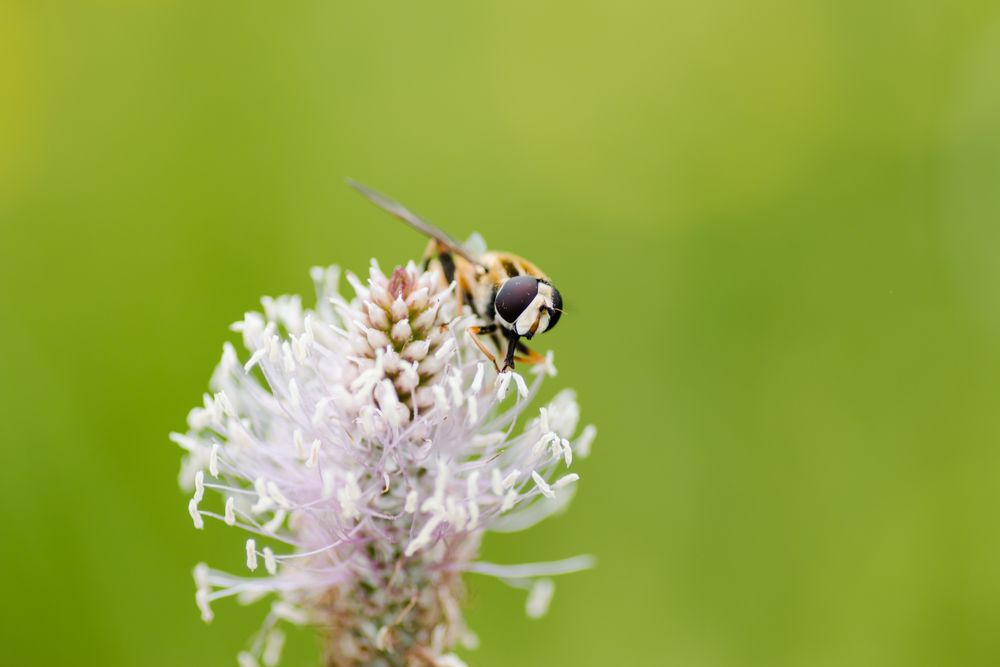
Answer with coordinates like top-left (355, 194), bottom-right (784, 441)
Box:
top-left (348, 180), bottom-right (563, 373)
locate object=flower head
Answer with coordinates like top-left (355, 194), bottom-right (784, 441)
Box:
top-left (172, 257), bottom-right (595, 666)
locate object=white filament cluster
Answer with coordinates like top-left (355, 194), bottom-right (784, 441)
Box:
top-left (172, 259), bottom-right (595, 666)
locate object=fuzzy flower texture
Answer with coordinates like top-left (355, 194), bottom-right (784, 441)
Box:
top-left (171, 256), bottom-right (596, 667)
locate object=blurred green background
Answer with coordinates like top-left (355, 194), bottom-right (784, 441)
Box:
top-left (3, 1), bottom-right (1000, 665)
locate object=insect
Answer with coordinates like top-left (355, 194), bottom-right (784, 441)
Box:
top-left (348, 180), bottom-right (563, 373)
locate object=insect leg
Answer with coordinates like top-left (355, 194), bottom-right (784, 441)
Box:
top-left (501, 332), bottom-right (520, 372)
top-left (513, 340), bottom-right (546, 366)
top-left (466, 325), bottom-right (501, 373)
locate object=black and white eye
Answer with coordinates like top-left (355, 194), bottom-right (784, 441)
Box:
top-left (545, 284), bottom-right (563, 331)
top-left (494, 275), bottom-right (539, 324)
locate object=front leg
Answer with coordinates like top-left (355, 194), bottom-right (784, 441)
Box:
top-left (467, 324), bottom-right (501, 373)
top-left (501, 331), bottom-right (520, 372)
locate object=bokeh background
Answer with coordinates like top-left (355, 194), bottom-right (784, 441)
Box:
top-left (3, 1), bottom-right (1000, 665)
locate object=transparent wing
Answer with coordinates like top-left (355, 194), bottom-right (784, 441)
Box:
top-left (462, 232), bottom-right (488, 258)
top-left (347, 179), bottom-right (479, 264)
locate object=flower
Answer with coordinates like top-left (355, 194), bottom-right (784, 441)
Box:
top-left (171, 257), bottom-right (596, 666)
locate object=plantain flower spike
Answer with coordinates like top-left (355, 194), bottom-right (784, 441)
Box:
top-left (172, 256), bottom-right (596, 666)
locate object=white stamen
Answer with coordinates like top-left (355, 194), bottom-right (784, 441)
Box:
top-left (251, 477), bottom-right (273, 514)
top-left (471, 362), bottom-right (485, 393)
top-left (193, 562), bottom-right (209, 590)
top-left (245, 539), bottom-right (258, 571)
top-left (532, 471), bottom-right (555, 499)
top-left (405, 514), bottom-right (443, 556)
top-left (194, 470), bottom-right (205, 502)
top-left (466, 555), bottom-right (596, 578)
top-left (215, 391), bottom-right (235, 418)
top-left (169, 431), bottom-right (197, 452)
top-left (465, 470), bottom-right (479, 530)
top-left (338, 472), bottom-right (362, 520)
top-left (432, 385), bottom-right (450, 412)
top-left (224, 496), bottom-right (236, 525)
top-left (227, 420), bottom-right (253, 449)
top-left (346, 271), bottom-right (368, 298)
top-left (467, 499), bottom-right (480, 530)
top-left (209, 444), bottom-right (220, 478)
top-left (525, 579), bottom-right (555, 619)
top-left (291, 335), bottom-right (307, 364)
top-left (237, 651), bottom-right (259, 667)
top-left (533, 432), bottom-right (559, 457)
top-left (491, 469), bottom-right (504, 496)
top-left (561, 438), bottom-right (573, 466)
top-left (495, 372), bottom-right (512, 400)
top-left (446, 496), bottom-right (468, 531)
top-left (376, 380), bottom-right (402, 429)
top-left (262, 628), bottom-right (286, 667)
top-left (554, 473), bottom-right (580, 489)
top-left (263, 547), bottom-right (277, 575)
top-left (421, 496), bottom-right (442, 514)
top-left (512, 372), bottom-right (529, 399)
top-left (437, 655), bottom-right (468, 667)
top-left (397, 361), bottom-right (420, 393)
top-left (466, 471), bottom-right (480, 499)
top-left (466, 395), bottom-right (478, 424)
top-left (530, 349), bottom-right (558, 377)
top-left (311, 397), bottom-right (330, 425)
top-left (461, 630), bottom-right (480, 650)
top-left (267, 335), bottom-right (280, 362)
top-left (404, 490), bottom-right (418, 514)
top-left (434, 337), bottom-right (456, 359)
top-left (448, 371), bottom-right (464, 407)
top-left (306, 439), bottom-right (322, 468)
top-left (358, 406), bottom-right (378, 439)
top-left (472, 431), bottom-right (506, 448)
top-left (433, 460), bottom-right (449, 501)
top-left (321, 468), bottom-right (336, 499)
top-left (188, 498), bottom-right (204, 529)
top-left (196, 588), bottom-right (214, 622)
top-left (501, 488), bottom-right (518, 512)
top-left (244, 348), bottom-right (266, 373)
top-left (293, 429), bottom-right (305, 459)
top-left (219, 343), bottom-right (240, 372)
top-left (575, 424), bottom-right (597, 458)
top-left (272, 601), bottom-right (310, 625)
top-left (263, 509), bottom-right (286, 533)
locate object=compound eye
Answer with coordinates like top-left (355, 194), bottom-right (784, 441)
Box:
top-left (494, 275), bottom-right (539, 324)
top-left (546, 285), bottom-right (563, 331)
